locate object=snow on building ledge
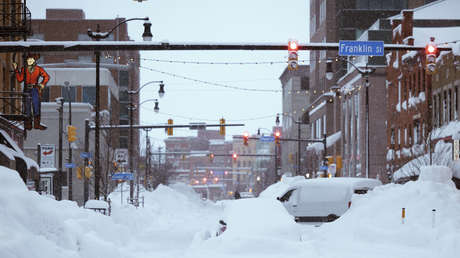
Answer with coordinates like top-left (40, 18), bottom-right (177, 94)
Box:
top-left (306, 131), bottom-right (341, 153)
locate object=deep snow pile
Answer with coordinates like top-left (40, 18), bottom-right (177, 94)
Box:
top-left (1, 165), bottom-right (459, 258)
top-left (300, 165), bottom-right (460, 258)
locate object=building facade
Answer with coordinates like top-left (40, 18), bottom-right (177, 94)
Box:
top-left (279, 65), bottom-right (310, 176)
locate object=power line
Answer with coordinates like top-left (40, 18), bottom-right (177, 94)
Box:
top-left (139, 57), bottom-right (311, 65)
top-left (139, 65), bottom-right (282, 93)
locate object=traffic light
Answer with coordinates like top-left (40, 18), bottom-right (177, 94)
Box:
top-left (167, 119), bottom-right (173, 136)
top-left (67, 125), bottom-right (77, 142)
top-left (219, 118), bottom-right (225, 136)
top-left (425, 37), bottom-right (438, 75)
top-left (76, 167), bottom-right (83, 180)
top-left (327, 156), bottom-right (334, 166)
top-left (274, 130), bottom-right (281, 144)
top-left (209, 153), bottom-right (215, 162)
top-left (288, 40), bottom-right (299, 71)
top-left (243, 132), bottom-right (249, 146)
top-left (232, 153), bottom-right (238, 162)
top-left (84, 166), bottom-right (92, 179)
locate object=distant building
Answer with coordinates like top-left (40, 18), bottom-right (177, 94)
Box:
top-left (279, 65), bottom-right (310, 177)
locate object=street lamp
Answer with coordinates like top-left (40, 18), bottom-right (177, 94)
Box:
top-left (87, 17), bottom-right (152, 200)
top-left (326, 58), bottom-right (375, 178)
top-left (278, 113), bottom-right (306, 176)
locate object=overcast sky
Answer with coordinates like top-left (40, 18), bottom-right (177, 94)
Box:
top-left (28, 0), bottom-right (310, 149)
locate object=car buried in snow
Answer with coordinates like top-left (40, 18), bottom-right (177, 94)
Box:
top-left (277, 177), bottom-right (381, 223)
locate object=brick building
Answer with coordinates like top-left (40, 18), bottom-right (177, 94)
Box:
top-left (0, 0), bottom-right (40, 188)
top-left (306, 0), bottom-right (432, 176)
top-left (31, 8), bottom-right (140, 151)
top-left (386, 4), bottom-right (460, 180)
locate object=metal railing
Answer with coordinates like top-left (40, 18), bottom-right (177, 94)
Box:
top-left (0, 2), bottom-right (31, 38)
top-left (0, 90), bottom-right (30, 121)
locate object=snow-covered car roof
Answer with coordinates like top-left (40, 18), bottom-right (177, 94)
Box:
top-left (84, 200), bottom-right (109, 209)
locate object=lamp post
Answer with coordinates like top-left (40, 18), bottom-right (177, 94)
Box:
top-left (326, 59), bottom-right (375, 178)
top-left (127, 97), bottom-right (161, 202)
top-left (87, 17), bottom-right (152, 199)
top-left (277, 113), bottom-right (306, 176)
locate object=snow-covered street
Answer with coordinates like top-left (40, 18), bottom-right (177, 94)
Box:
top-left (1, 165), bottom-right (459, 258)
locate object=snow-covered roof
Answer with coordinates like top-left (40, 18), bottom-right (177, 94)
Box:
top-left (390, 0), bottom-right (460, 20)
top-left (412, 27), bottom-right (460, 46)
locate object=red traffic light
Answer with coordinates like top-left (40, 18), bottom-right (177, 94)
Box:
top-left (426, 44), bottom-right (437, 55)
top-left (288, 40), bottom-right (298, 51)
top-left (274, 131), bottom-right (281, 137)
top-left (243, 132), bottom-right (249, 146)
top-left (232, 153), bottom-right (238, 160)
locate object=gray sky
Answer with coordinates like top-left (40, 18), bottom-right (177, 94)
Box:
top-left (28, 0), bottom-right (309, 148)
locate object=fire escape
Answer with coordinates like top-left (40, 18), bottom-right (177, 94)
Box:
top-left (0, 1), bottom-right (32, 126)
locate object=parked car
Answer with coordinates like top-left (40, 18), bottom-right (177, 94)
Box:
top-left (239, 192), bottom-right (255, 198)
top-left (84, 199), bottom-right (111, 216)
top-left (277, 177), bottom-right (381, 223)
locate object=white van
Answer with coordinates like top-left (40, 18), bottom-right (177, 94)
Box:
top-left (277, 177), bottom-right (381, 222)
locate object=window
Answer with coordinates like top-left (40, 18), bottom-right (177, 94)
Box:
top-left (279, 189), bottom-right (296, 202)
top-left (448, 89), bottom-right (452, 122)
top-left (119, 71), bottom-right (129, 87)
top-left (301, 77), bottom-right (309, 90)
top-left (391, 128), bottom-right (395, 144)
top-left (404, 127), bottom-right (407, 145)
top-left (323, 115), bottom-right (326, 135)
top-left (82, 87), bottom-right (96, 105)
top-left (62, 87), bottom-right (76, 102)
top-left (414, 121), bottom-right (420, 144)
top-left (319, 0), bottom-right (326, 24)
top-left (310, 14), bottom-right (316, 34)
top-left (455, 86), bottom-right (458, 120)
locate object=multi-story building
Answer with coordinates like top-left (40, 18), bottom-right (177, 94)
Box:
top-left (31, 8), bottom-right (140, 150)
top-left (386, 2), bottom-right (460, 182)
top-left (305, 0), bottom-right (436, 178)
top-left (164, 129), bottom-right (231, 200)
top-left (0, 0), bottom-right (40, 188)
top-left (306, 0), bottom-right (432, 176)
top-left (232, 134), bottom-right (257, 193)
top-left (279, 65), bottom-right (310, 176)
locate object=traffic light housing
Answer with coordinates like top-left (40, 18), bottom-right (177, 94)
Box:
top-left (425, 38), bottom-right (439, 75)
top-left (67, 125), bottom-right (77, 142)
top-left (84, 166), bottom-right (92, 179)
top-left (232, 153), bottom-right (238, 162)
top-left (274, 130), bottom-right (281, 144)
top-left (288, 40), bottom-right (299, 71)
top-left (219, 118), bottom-right (225, 136)
top-left (209, 153), bottom-right (215, 162)
top-left (243, 132), bottom-right (249, 146)
top-left (76, 167), bottom-right (83, 180)
top-left (167, 119), bottom-right (173, 136)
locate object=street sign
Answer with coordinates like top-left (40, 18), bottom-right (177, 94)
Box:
top-left (111, 173), bottom-right (134, 181)
top-left (339, 40), bottom-right (384, 56)
top-left (320, 165), bottom-right (328, 171)
top-left (40, 144), bottom-right (55, 168)
top-left (260, 136), bottom-right (275, 142)
top-left (64, 163), bottom-right (76, 168)
top-left (80, 152), bottom-right (92, 159)
top-left (114, 148), bottom-right (129, 166)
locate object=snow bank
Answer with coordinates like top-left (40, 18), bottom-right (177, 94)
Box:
top-left (300, 165), bottom-right (460, 258)
top-left (0, 166), bottom-right (131, 258)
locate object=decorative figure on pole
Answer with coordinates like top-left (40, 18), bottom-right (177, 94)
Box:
top-left (13, 53), bottom-right (49, 130)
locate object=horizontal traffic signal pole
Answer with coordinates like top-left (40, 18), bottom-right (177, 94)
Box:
top-left (88, 123), bottom-right (244, 130)
top-left (234, 135), bottom-right (324, 143)
top-left (0, 41), bottom-right (452, 53)
top-left (212, 153), bottom-right (275, 157)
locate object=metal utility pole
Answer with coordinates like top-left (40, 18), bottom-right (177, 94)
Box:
top-left (297, 122), bottom-right (301, 176)
top-left (67, 85), bottom-right (73, 200)
top-left (94, 36), bottom-right (101, 200)
top-left (84, 119), bottom-right (90, 203)
top-left (57, 98), bottom-right (63, 200)
top-left (274, 143), bottom-right (278, 183)
top-left (129, 85), bottom-right (134, 201)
